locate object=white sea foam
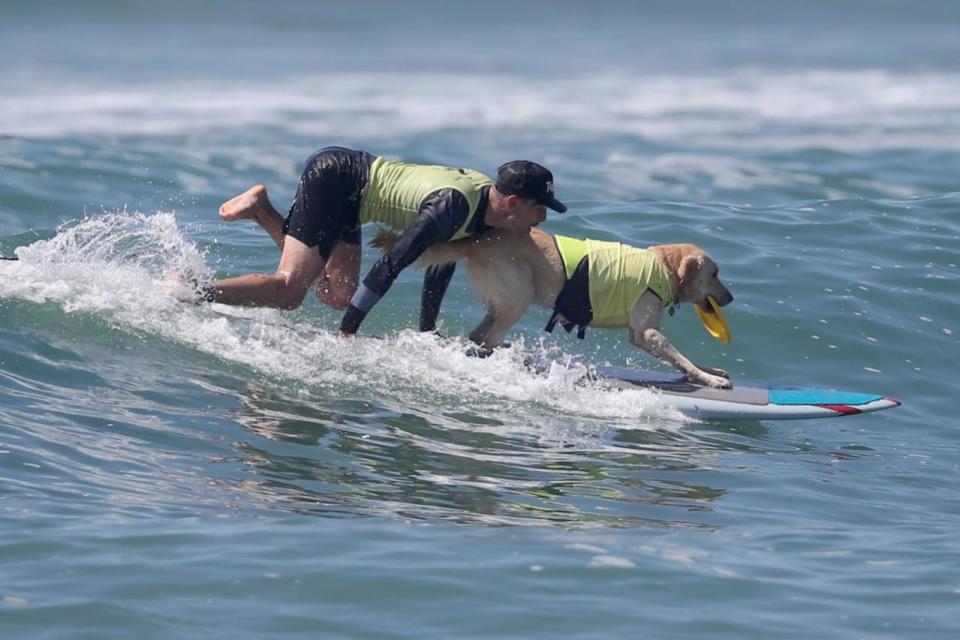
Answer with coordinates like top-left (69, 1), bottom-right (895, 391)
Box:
top-left (588, 555), bottom-right (636, 569)
top-left (602, 151), bottom-right (825, 199)
top-left (0, 212), bottom-right (690, 430)
top-left (3, 69), bottom-right (959, 151)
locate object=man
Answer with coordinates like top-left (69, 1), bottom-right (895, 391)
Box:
top-left (205, 146), bottom-right (566, 336)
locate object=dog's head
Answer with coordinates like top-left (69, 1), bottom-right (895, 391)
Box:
top-left (675, 246), bottom-right (733, 310)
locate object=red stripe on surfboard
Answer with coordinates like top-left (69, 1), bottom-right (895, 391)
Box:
top-left (816, 404), bottom-right (862, 415)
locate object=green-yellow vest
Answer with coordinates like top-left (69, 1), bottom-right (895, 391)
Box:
top-left (359, 156), bottom-right (493, 241)
top-left (554, 235), bottom-right (676, 328)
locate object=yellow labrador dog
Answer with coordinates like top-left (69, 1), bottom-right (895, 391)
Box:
top-left (374, 228), bottom-right (734, 388)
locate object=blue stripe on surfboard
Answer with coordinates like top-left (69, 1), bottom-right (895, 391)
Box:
top-left (769, 388), bottom-right (883, 406)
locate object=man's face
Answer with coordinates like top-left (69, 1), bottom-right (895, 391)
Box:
top-left (505, 196), bottom-right (548, 231)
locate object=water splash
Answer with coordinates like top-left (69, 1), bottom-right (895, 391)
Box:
top-left (0, 212), bottom-right (690, 430)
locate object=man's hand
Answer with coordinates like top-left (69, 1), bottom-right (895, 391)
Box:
top-left (163, 270), bottom-right (214, 304)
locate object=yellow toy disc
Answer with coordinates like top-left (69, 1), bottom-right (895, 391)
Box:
top-left (695, 295), bottom-right (731, 343)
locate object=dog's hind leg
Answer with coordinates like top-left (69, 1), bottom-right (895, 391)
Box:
top-left (468, 284), bottom-right (534, 348)
top-left (469, 312), bottom-right (497, 346)
top-left (469, 301), bottom-right (530, 348)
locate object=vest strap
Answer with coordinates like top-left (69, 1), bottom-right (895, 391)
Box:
top-left (547, 255), bottom-right (592, 339)
top-left (544, 310), bottom-right (560, 333)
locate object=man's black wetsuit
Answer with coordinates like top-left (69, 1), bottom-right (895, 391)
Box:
top-left (283, 146), bottom-right (490, 334)
top-left (340, 186), bottom-right (491, 334)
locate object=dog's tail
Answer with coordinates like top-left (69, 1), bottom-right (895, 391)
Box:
top-left (369, 228), bottom-right (478, 268)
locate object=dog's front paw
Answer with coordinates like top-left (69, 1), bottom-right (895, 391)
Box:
top-left (695, 363), bottom-right (730, 379)
top-left (702, 374), bottom-right (733, 389)
top-left (465, 346), bottom-right (494, 359)
top-left (687, 369), bottom-right (733, 389)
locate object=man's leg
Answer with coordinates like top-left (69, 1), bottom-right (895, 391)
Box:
top-left (209, 235), bottom-right (324, 309)
top-left (314, 241), bottom-right (360, 309)
top-left (219, 185), bottom-right (286, 249)
top-left (217, 187), bottom-right (357, 310)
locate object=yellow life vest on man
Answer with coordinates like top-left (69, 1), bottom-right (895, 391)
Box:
top-left (359, 157), bottom-right (493, 241)
top-left (553, 235), bottom-right (677, 329)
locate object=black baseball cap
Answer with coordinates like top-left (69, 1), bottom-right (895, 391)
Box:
top-left (495, 161), bottom-right (567, 213)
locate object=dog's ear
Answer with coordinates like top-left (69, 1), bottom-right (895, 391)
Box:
top-left (677, 254), bottom-right (704, 291)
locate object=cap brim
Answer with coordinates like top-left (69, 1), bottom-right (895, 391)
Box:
top-left (544, 197), bottom-right (567, 213)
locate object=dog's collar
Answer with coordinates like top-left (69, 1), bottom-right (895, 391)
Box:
top-left (650, 288), bottom-right (679, 316)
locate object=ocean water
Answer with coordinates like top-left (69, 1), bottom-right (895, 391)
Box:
top-left (2, 1), bottom-right (959, 638)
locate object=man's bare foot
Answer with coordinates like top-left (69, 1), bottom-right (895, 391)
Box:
top-left (219, 185), bottom-right (270, 222)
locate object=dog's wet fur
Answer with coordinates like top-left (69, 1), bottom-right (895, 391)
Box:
top-left (373, 228), bottom-right (734, 388)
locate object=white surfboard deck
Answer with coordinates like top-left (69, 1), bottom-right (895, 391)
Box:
top-left (533, 361), bottom-right (901, 420)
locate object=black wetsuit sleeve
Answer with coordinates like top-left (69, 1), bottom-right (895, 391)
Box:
top-left (419, 264), bottom-right (456, 332)
top-left (339, 189), bottom-right (469, 334)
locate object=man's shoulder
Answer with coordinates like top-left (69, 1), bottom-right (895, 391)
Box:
top-left (422, 188), bottom-right (469, 213)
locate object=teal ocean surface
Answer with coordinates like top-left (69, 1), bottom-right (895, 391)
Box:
top-left (2, 1), bottom-right (959, 638)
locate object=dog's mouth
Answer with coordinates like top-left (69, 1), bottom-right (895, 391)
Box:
top-left (695, 296), bottom-right (731, 343)
top-left (705, 293), bottom-right (733, 309)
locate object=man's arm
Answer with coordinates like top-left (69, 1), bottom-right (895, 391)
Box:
top-left (339, 189), bottom-right (468, 335)
top-left (419, 263), bottom-right (456, 332)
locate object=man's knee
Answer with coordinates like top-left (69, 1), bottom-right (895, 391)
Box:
top-left (314, 282), bottom-right (355, 310)
top-left (319, 295), bottom-right (350, 310)
top-left (277, 290), bottom-right (307, 310)
top-left (272, 279), bottom-right (310, 310)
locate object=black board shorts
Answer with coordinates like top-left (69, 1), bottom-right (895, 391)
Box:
top-left (283, 146), bottom-right (374, 262)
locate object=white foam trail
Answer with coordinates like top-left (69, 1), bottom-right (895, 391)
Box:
top-left (0, 213), bottom-right (690, 430)
top-left (3, 70), bottom-right (959, 151)
top-left (601, 152), bottom-right (826, 200)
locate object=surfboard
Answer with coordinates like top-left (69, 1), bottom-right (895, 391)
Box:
top-left (529, 360), bottom-right (901, 420)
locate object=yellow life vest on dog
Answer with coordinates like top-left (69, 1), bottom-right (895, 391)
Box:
top-left (359, 156), bottom-right (493, 240)
top-left (553, 235), bottom-right (676, 329)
